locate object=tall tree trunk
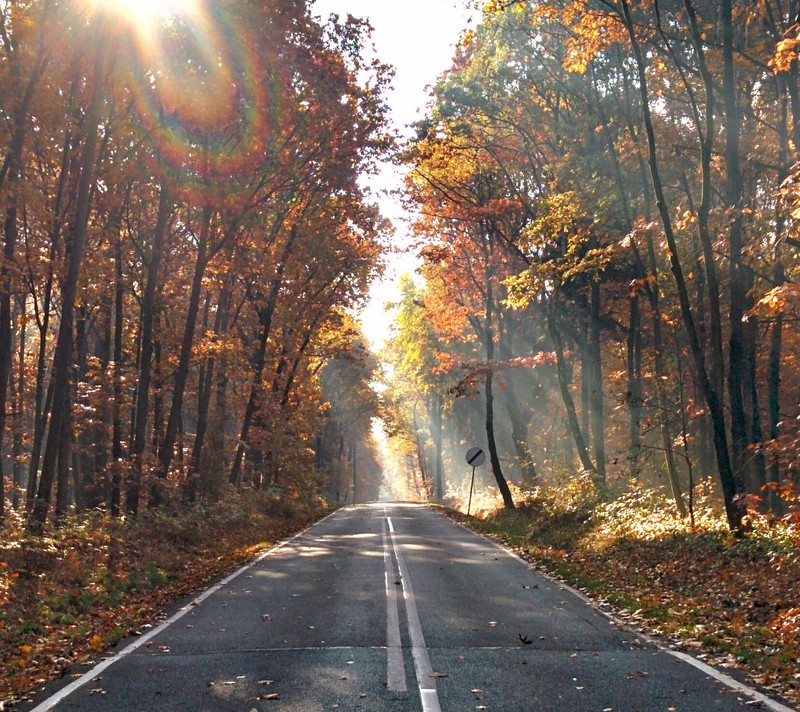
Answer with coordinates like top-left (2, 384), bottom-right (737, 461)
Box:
top-left (12, 296), bottom-right (26, 511)
top-left (27, 85), bottom-right (78, 507)
top-left (229, 227), bottom-right (297, 486)
top-left (589, 280), bottom-right (606, 482)
top-left (55, 378), bottom-right (74, 519)
top-left (73, 309), bottom-right (88, 510)
top-left (30, 35), bottom-right (107, 531)
top-left (502, 381), bottom-right (537, 486)
top-left (549, 303), bottom-right (597, 476)
top-left (155, 206), bottom-right (211, 497)
top-left (127, 187), bottom-right (170, 514)
top-left (187, 293), bottom-right (215, 501)
top-left (721, 0), bottom-right (750, 493)
top-left (626, 291), bottom-right (643, 477)
top-left (682, 0), bottom-right (725, 400)
top-left (484, 278), bottom-right (514, 509)
top-left (207, 274), bottom-right (233, 494)
top-left (110, 225), bottom-right (125, 515)
top-left (0, 5), bottom-right (53, 521)
top-left (0, 204), bottom-right (17, 524)
top-left (620, 0), bottom-right (741, 531)
top-left (428, 393), bottom-right (445, 502)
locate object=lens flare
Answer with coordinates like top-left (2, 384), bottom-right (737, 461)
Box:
top-left (86, 0), bottom-right (288, 207)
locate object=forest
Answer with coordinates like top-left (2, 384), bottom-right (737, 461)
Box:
top-left (0, 0), bottom-right (389, 528)
top-left (2, 0), bottom-right (800, 706)
top-left (383, 0), bottom-right (800, 532)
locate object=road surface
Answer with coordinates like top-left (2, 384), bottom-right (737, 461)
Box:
top-left (22, 504), bottom-right (795, 711)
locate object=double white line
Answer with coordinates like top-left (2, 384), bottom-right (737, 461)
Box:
top-left (382, 512), bottom-right (442, 712)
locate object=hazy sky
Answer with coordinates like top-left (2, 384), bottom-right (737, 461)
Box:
top-left (312, 0), bottom-right (475, 138)
top-left (311, 0), bottom-right (477, 347)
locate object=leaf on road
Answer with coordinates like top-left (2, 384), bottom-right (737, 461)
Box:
top-left (257, 679), bottom-right (274, 685)
top-left (431, 671), bottom-right (448, 678)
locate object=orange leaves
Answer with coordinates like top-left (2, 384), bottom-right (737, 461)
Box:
top-left (770, 35), bottom-right (800, 74)
top-left (562, 6), bottom-right (627, 75)
top-left (750, 285), bottom-right (800, 318)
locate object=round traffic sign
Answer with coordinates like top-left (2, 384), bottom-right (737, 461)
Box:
top-left (465, 446), bottom-right (486, 467)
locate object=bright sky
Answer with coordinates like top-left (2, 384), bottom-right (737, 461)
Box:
top-left (311, 0), bottom-right (477, 349)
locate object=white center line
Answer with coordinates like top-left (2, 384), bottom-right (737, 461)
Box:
top-left (382, 517), bottom-right (407, 692)
top-left (387, 515), bottom-right (442, 712)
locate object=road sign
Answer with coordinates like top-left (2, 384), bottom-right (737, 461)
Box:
top-left (465, 446), bottom-right (485, 467)
top-left (465, 447), bottom-right (485, 517)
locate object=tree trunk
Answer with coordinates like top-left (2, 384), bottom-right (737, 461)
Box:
top-left (504, 382), bottom-right (537, 487)
top-left (229, 228), bottom-right (296, 485)
top-left (428, 393), bottom-right (445, 502)
top-left (30, 36), bottom-right (108, 531)
top-left (12, 297), bottom-right (26, 511)
top-left (110, 225), bottom-right (125, 516)
top-left (155, 206), bottom-right (211, 496)
top-left (549, 304), bottom-right (596, 476)
top-left (589, 279), bottom-right (606, 482)
top-left (0, 204), bottom-right (17, 524)
top-left (127, 187), bottom-right (170, 514)
top-left (55, 379), bottom-right (74, 520)
top-left (484, 278), bottom-right (514, 509)
top-left (620, 0), bottom-right (741, 531)
top-left (720, 0), bottom-right (750, 493)
top-left (187, 293), bottom-right (215, 501)
top-left (626, 291), bottom-right (643, 477)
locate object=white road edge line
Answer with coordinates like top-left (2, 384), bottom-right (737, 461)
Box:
top-left (382, 517), bottom-right (407, 692)
top-left (387, 515), bottom-right (442, 712)
top-left (27, 509), bottom-right (340, 712)
top-left (445, 510), bottom-right (797, 712)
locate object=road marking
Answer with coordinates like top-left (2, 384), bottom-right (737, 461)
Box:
top-left (382, 517), bottom-right (407, 692)
top-left (26, 511), bottom-right (338, 712)
top-left (445, 510), bottom-right (797, 712)
top-left (387, 515), bottom-right (442, 712)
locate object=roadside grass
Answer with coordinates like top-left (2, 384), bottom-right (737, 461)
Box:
top-left (445, 480), bottom-right (800, 707)
top-left (0, 491), bottom-right (327, 705)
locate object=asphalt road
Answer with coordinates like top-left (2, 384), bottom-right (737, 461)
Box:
top-left (21, 504), bottom-right (795, 711)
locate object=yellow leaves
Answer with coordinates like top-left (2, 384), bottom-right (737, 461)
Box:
top-left (562, 6), bottom-right (628, 75)
top-left (90, 634), bottom-right (104, 650)
top-left (749, 285), bottom-right (800, 318)
top-left (770, 36), bottom-right (800, 74)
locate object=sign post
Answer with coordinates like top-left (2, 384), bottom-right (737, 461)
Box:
top-left (465, 446), bottom-right (486, 517)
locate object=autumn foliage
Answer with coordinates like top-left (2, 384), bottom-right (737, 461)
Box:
top-left (386, 0), bottom-right (800, 532)
top-left (0, 0), bottom-right (391, 526)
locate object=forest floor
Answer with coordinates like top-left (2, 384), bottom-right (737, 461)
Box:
top-left (0, 492), bottom-right (326, 706)
top-left (447, 483), bottom-right (800, 709)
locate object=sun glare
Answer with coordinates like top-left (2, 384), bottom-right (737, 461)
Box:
top-left (91, 0), bottom-right (195, 27)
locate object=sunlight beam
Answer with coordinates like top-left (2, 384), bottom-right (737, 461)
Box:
top-left (91, 0), bottom-right (195, 25)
